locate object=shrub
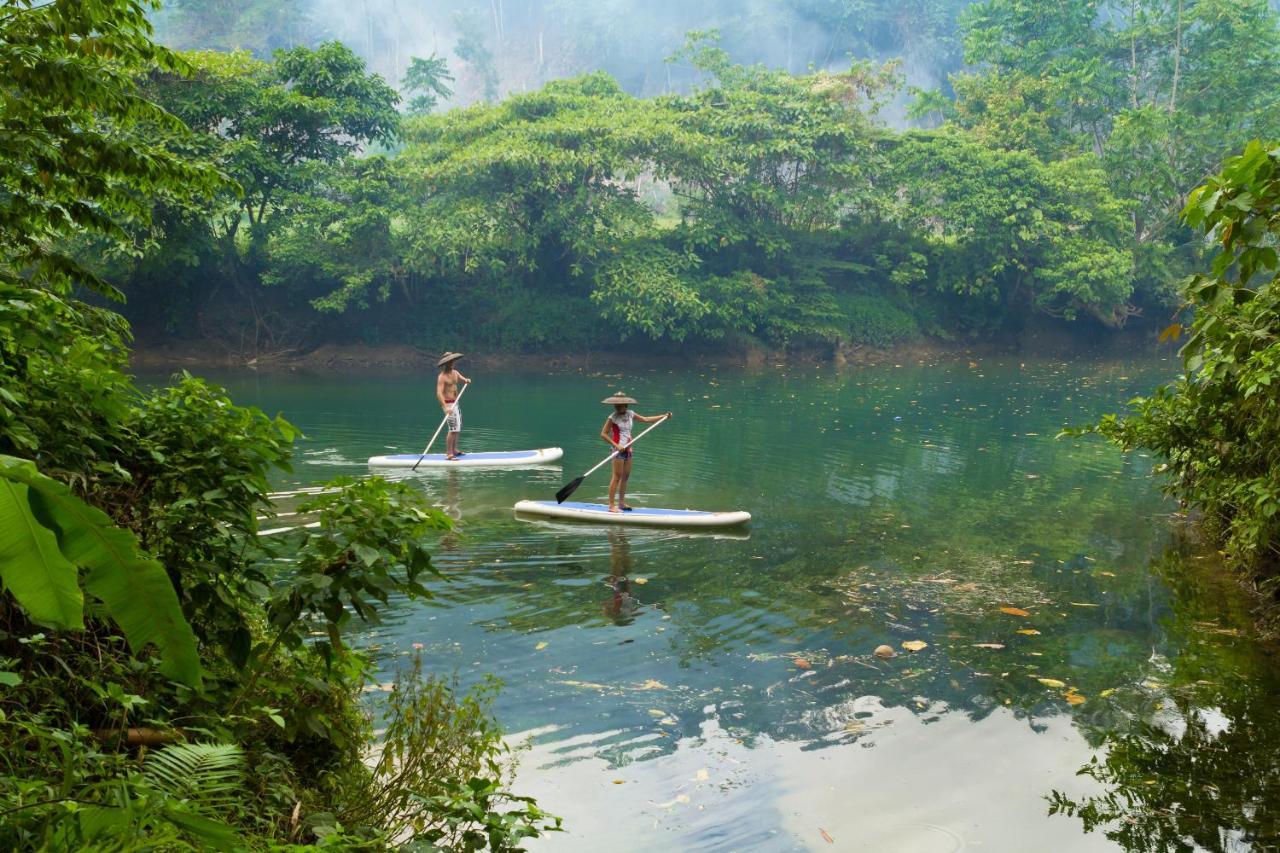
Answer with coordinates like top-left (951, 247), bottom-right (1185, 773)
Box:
top-left (837, 294), bottom-right (920, 348)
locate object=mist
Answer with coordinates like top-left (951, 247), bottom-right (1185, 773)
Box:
top-left (154, 0), bottom-right (977, 117)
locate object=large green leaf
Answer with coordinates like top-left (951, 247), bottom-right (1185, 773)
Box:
top-left (0, 456), bottom-right (201, 686)
top-left (0, 477), bottom-right (84, 628)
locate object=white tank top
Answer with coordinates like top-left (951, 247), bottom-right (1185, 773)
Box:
top-left (609, 410), bottom-right (635, 445)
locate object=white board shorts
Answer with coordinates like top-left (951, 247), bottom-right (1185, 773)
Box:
top-left (445, 403), bottom-right (462, 433)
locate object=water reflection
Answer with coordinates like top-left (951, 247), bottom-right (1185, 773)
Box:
top-left (602, 528), bottom-right (640, 624)
top-left (192, 358), bottom-right (1280, 851)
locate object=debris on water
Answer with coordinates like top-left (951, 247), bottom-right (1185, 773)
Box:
top-left (794, 658), bottom-right (813, 670)
top-left (1000, 606), bottom-right (1031, 617)
top-left (901, 640), bottom-right (928, 652)
top-left (874, 645), bottom-right (896, 659)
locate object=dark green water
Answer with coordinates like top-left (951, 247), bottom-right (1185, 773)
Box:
top-left (183, 355), bottom-right (1280, 852)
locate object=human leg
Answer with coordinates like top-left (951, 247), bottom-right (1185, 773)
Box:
top-left (618, 457), bottom-right (633, 510)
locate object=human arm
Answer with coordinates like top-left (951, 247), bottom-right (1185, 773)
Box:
top-left (634, 411), bottom-right (672, 424)
top-left (600, 417), bottom-right (622, 451)
top-left (456, 371), bottom-right (471, 384)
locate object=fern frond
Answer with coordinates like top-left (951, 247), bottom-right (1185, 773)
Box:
top-left (143, 742), bottom-right (246, 811)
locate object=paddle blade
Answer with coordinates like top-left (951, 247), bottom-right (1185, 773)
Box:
top-left (555, 476), bottom-right (584, 504)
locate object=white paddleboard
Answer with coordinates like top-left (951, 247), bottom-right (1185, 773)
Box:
top-left (514, 499), bottom-right (750, 528)
top-left (368, 448), bottom-right (563, 468)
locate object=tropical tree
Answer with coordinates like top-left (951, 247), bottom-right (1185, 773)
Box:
top-left (1087, 140), bottom-right (1280, 582)
top-left (402, 52), bottom-right (455, 115)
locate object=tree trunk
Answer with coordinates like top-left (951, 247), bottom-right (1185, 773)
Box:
top-left (1170, 0), bottom-right (1183, 113)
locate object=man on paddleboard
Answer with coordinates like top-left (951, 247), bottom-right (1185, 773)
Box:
top-left (600, 393), bottom-right (671, 513)
top-left (436, 352), bottom-right (470, 460)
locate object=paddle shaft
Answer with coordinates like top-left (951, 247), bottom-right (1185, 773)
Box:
top-left (556, 414), bottom-right (668, 502)
top-left (411, 380), bottom-right (470, 471)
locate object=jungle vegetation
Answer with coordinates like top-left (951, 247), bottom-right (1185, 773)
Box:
top-left (0, 0), bottom-right (557, 847)
top-left (106, 0), bottom-right (1280, 357)
top-left (5, 0), bottom-right (1280, 847)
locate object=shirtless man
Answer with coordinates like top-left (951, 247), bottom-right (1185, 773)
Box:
top-left (435, 352), bottom-right (471, 460)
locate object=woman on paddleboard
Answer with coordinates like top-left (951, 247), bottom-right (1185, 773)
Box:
top-left (600, 393), bottom-right (671, 513)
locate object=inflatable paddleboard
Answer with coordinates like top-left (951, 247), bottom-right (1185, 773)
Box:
top-left (368, 448), bottom-right (563, 468)
top-left (513, 499), bottom-right (750, 528)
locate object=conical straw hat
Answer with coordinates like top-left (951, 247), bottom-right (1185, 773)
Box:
top-left (601, 392), bottom-right (637, 405)
top-left (436, 351), bottom-right (464, 367)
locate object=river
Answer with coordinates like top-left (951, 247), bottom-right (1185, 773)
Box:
top-left (180, 354), bottom-right (1280, 852)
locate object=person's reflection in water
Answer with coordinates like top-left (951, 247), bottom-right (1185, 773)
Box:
top-left (602, 527), bottom-right (640, 624)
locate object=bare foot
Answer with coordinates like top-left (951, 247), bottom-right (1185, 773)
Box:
top-left (608, 505), bottom-right (621, 513)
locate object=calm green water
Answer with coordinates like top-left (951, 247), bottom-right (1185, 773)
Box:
top-left (184, 355), bottom-right (1280, 852)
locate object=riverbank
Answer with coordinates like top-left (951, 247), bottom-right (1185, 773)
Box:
top-left (129, 321), bottom-right (1161, 375)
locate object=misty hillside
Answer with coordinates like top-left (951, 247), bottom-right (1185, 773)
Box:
top-left (153, 0), bottom-right (975, 107)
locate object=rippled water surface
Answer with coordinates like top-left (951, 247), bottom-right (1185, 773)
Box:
top-left (182, 356), bottom-right (1280, 852)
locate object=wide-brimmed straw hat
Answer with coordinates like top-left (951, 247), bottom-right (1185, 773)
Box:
top-left (601, 392), bottom-right (637, 405)
top-left (436, 351), bottom-right (464, 367)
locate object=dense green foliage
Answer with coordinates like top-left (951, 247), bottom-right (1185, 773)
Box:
top-left (106, 0), bottom-right (1280, 358)
top-left (0, 1), bottom-right (556, 848)
top-left (1086, 141), bottom-right (1280, 589)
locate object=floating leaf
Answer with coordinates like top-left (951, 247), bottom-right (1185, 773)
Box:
top-left (1036, 677), bottom-right (1067, 688)
top-left (820, 828), bottom-right (835, 843)
top-left (535, 641), bottom-right (548, 650)
top-left (1064, 691), bottom-right (1087, 705)
top-left (612, 779), bottom-right (626, 785)
top-left (1016, 628), bottom-right (1041, 635)
top-left (648, 709), bottom-right (666, 717)
top-left (695, 768), bottom-right (709, 782)
top-left (1159, 322), bottom-right (1182, 343)
top-left (794, 657), bottom-right (813, 669)
top-left (636, 679), bottom-right (667, 690)
top-left (901, 640), bottom-right (928, 652)
top-left (1099, 688), bottom-right (1116, 698)
top-left (1000, 607), bottom-right (1030, 617)
top-left (972, 643), bottom-right (1005, 649)
top-left (633, 577), bottom-right (648, 585)
top-left (1069, 602), bottom-right (1100, 608)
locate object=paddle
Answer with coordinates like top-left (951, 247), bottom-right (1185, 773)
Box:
top-left (555, 414), bottom-right (669, 503)
top-left (410, 380), bottom-right (470, 471)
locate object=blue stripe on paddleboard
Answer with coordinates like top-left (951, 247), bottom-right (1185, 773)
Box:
top-left (531, 501), bottom-right (723, 517)
top-left (381, 451), bottom-right (542, 461)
